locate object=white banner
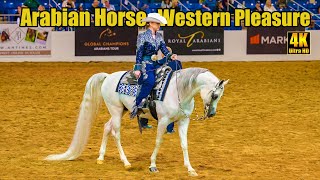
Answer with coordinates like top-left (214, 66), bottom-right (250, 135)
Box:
top-left (0, 24), bottom-right (51, 56)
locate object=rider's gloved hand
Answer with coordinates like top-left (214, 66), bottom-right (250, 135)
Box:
top-left (134, 70), bottom-right (141, 79)
top-left (171, 54), bottom-right (178, 60)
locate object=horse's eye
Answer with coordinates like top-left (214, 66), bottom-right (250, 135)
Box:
top-left (212, 94), bottom-right (219, 100)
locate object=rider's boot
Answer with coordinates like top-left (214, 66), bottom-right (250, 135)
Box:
top-left (130, 98), bottom-right (146, 119)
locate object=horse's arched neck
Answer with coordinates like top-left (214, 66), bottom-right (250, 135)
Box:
top-left (196, 71), bottom-right (219, 87)
top-left (182, 71), bottom-right (219, 104)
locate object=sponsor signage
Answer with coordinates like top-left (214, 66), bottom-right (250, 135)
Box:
top-left (0, 25), bottom-right (51, 56)
top-left (162, 26), bottom-right (224, 55)
top-left (247, 26), bottom-right (305, 54)
top-left (75, 25), bottom-right (138, 56)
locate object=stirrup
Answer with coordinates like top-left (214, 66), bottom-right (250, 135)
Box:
top-left (138, 98), bottom-right (147, 108)
top-left (130, 98), bottom-right (147, 119)
top-left (137, 115), bottom-right (143, 134)
top-left (130, 106), bottom-right (144, 119)
top-left (130, 107), bottom-right (138, 119)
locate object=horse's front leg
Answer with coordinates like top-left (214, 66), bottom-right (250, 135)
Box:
top-left (149, 117), bottom-right (169, 173)
top-left (178, 118), bottom-right (198, 176)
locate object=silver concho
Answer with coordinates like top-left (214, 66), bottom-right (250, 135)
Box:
top-left (151, 55), bottom-right (158, 61)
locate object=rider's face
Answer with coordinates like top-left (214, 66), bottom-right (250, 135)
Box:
top-left (149, 22), bottom-right (161, 31)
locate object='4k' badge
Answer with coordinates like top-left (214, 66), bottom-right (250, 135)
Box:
top-left (287, 32), bottom-right (311, 54)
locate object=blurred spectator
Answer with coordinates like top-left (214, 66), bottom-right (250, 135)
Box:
top-left (223, 0), bottom-right (229, 7)
top-left (103, 0), bottom-right (115, 11)
top-left (161, 0), bottom-right (172, 9)
top-left (253, 1), bottom-right (263, 12)
top-left (78, 3), bottom-right (84, 11)
top-left (23, 0), bottom-right (42, 11)
top-left (240, 20), bottom-right (246, 29)
top-left (202, 0), bottom-right (216, 12)
top-left (264, 0), bottom-right (277, 12)
top-left (38, 5), bottom-right (45, 11)
top-left (306, 20), bottom-right (316, 30)
top-left (14, 6), bottom-right (22, 24)
top-left (215, 0), bottom-right (225, 12)
top-left (55, 27), bottom-right (67, 31)
top-left (276, 0), bottom-right (287, 9)
top-left (171, 0), bottom-right (180, 11)
top-left (139, 0), bottom-right (151, 13)
top-left (318, 6), bottom-right (320, 14)
top-left (62, 0), bottom-right (75, 8)
top-left (223, 0), bottom-right (234, 11)
top-left (89, 0), bottom-right (101, 14)
top-left (1, 16), bottom-right (8, 23)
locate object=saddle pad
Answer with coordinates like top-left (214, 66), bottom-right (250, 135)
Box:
top-left (116, 70), bottom-right (173, 101)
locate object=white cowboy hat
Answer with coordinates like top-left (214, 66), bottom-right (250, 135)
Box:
top-left (141, 13), bottom-right (168, 24)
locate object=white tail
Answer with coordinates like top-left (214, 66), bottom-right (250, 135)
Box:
top-left (45, 73), bottom-right (108, 161)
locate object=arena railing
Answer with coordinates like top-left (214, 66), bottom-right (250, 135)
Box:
top-left (287, 4), bottom-right (297, 11)
top-left (233, 0), bottom-right (247, 9)
top-left (0, 14), bottom-right (18, 24)
top-left (121, 0), bottom-right (139, 11)
top-left (49, 0), bottom-right (62, 10)
top-left (178, 0), bottom-right (190, 11)
top-left (227, 2), bottom-right (236, 12)
top-left (289, 0), bottom-right (320, 18)
top-left (288, 0), bottom-right (320, 28)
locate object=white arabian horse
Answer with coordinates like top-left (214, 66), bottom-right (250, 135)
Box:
top-left (45, 67), bottom-right (229, 176)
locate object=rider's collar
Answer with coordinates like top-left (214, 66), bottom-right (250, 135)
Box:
top-left (146, 28), bottom-right (157, 35)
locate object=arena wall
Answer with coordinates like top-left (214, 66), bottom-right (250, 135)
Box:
top-left (0, 31), bottom-right (319, 62)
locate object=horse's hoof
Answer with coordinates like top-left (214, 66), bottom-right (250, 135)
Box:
top-left (124, 164), bottom-right (132, 170)
top-left (149, 167), bottom-right (159, 173)
top-left (96, 159), bottom-right (104, 164)
top-left (188, 170), bottom-right (198, 177)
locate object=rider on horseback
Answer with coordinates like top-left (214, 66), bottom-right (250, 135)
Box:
top-left (130, 13), bottom-right (179, 119)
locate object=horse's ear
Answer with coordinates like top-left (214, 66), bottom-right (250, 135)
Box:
top-left (223, 79), bottom-right (229, 86)
top-left (218, 80), bottom-right (224, 87)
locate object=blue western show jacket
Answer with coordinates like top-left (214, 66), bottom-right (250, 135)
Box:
top-left (133, 29), bottom-right (172, 71)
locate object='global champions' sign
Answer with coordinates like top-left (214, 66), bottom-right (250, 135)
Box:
top-left (75, 25), bottom-right (137, 56)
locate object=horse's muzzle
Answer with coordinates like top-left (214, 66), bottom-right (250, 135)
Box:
top-left (208, 111), bottom-right (216, 118)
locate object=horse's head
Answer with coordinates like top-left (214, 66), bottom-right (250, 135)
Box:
top-left (200, 79), bottom-right (229, 119)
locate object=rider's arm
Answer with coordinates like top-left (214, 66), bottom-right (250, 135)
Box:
top-left (134, 33), bottom-right (144, 71)
top-left (159, 34), bottom-right (172, 63)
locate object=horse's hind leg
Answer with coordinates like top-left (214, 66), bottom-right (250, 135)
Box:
top-left (97, 120), bottom-right (112, 164)
top-left (108, 104), bottom-right (131, 169)
top-left (112, 111), bottom-right (131, 169)
top-left (96, 104), bottom-right (131, 169)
